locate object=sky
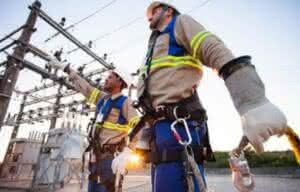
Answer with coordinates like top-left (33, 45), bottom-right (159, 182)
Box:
top-left (0, 0), bottom-right (299, 161)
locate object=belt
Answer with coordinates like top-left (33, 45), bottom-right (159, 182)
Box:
top-left (154, 104), bottom-right (207, 121)
top-left (152, 92), bottom-right (207, 121)
top-left (146, 145), bottom-right (211, 164)
top-left (86, 142), bottom-right (125, 163)
top-left (100, 143), bottom-right (124, 154)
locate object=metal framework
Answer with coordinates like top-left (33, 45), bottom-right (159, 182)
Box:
top-left (0, 2), bottom-right (113, 190)
top-left (30, 4), bottom-right (113, 69)
top-left (0, 0), bottom-right (110, 130)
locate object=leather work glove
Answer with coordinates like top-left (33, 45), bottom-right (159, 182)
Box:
top-left (241, 101), bottom-right (287, 154)
top-left (46, 56), bottom-right (68, 71)
top-left (224, 62), bottom-right (288, 154)
top-left (111, 147), bottom-right (132, 175)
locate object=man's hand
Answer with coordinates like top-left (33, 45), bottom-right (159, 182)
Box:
top-left (241, 101), bottom-right (287, 154)
top-left (47, 56), bottom-right (68, 71)
top-left (223, 60), bottom-right (289, 154)
top-left (111, 147), bottom-right (132, 175)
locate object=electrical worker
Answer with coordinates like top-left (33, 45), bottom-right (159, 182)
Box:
top-left (112, 1), bottom-right (288, 192)
top-left (48, 60), bottom-right (139, 192)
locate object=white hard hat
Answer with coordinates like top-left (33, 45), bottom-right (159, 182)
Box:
top-left (146, 1), bottom-right (180, 18)
top-left (111, 69), bottom-right (130, 89)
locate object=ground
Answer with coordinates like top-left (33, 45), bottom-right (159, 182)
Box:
top-left (123, 174), bottom-right (300, 192)
top-left (1, 173), bottom-right (299, 191)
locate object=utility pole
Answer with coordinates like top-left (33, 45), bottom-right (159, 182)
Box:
top-left (49, 84), bottom-right (63, 129)
top-left (0, 94), bottom-right (27, 175)
top-left (0, 1), bottom-right (41, 130)
top-left (6, 94), bottom-right (27, 157)
top-left (11, 94), bottom-right (28, 140)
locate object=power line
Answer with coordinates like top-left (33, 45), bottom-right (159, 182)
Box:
top-left (71, 0), bottom-right (118, 28)
top-left (0, 25), bottom-right (27, 44)
top-left (65, 16), bottom-right (143, 55)
top-left (95, 16), bottom-right (143, 42)
top-left (108, 36), bottom-right (145, 56)
top-left (44, 0), bottom-right (118, 43)
top-left (186, 0), bottom-right (211, 14)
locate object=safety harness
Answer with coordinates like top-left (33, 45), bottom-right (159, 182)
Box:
top-left (132, 14), bottom-right (215, 163)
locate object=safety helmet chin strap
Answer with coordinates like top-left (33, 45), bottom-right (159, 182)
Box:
top-left (151, 4), bottom-right (169, 30)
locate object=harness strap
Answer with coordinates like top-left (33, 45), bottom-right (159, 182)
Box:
top-left (98, 95), bottom-right (123, 124)
top-left (136, 30), bottom-right (161, 114)
top-left (147, 145), bottom-right (207, 164)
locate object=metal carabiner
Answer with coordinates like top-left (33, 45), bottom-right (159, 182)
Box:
top-left (171, 117), bottom-right (192, 146)
top-left (171, 106), bottom-right (192, 146)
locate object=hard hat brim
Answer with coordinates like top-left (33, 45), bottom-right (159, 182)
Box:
top-left (146, 1), bottom-right (180, 18)
top-left (111, 70), bottom-right (129, 89)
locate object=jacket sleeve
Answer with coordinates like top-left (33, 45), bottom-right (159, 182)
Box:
top-left (174, 14), bottom-right (235, 71)
top-left (68, 69), bottom-right (105, 105)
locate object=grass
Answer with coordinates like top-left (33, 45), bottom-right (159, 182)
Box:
top-left (206, 150), bottom-right (299, 168)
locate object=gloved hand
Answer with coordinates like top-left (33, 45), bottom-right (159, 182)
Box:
top-left (46, 56), bottom-right (68, 71)
top-left (224, 61), bottom-right (288, 154)
top-left (241, 101), bottom-right (287, 154)
top-left (111, 147), bottom-right (132, 175)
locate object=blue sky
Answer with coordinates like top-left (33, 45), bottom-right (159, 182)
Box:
top-left (0, 0), bottom-right (299, 161)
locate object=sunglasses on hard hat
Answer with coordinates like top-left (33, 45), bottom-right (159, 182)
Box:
top-left (152, 4), bottom-right (169, 16)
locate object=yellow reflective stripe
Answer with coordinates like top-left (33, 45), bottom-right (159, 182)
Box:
top-left (151, 57), bottom-right (198, 66)
top-left (190, 31), bottom-right (213, 58)
top-left (128, 116), bottom-right (140, 128)
top-left (87, 89), bottom-right (95, 104)
top-left (88, 88), bottom-right (100, 105)
top-left (102, 121), bottom-right (131, 132)
top-left (193, 33), bottom-right (212, 58)
top-left (151, 55), bottom-right (195, 63)
top-left (151, 61), bottom-right (201, 71)
top-left (190, 31), bottom-right (209, 49)
top-left (143, 56), bottom-right (202, 71)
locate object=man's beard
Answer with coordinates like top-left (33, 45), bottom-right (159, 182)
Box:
top-left (150, 16), bottom-right (162, 30)
top-left (103, 85), bottom-right (112, 93)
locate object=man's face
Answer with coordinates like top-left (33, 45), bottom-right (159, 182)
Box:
top-left (148, 6), bottom-right (166, 30)
top-left (103, 72), bottom-right (121, 92)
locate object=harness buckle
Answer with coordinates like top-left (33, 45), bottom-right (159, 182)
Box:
top-left (173, 105), bottom-right (190, 120)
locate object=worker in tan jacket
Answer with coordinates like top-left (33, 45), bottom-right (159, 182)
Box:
top-left (48, 61), bottom-right (139, 191)
top-left (112, 1), bottom-right (288, 192)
